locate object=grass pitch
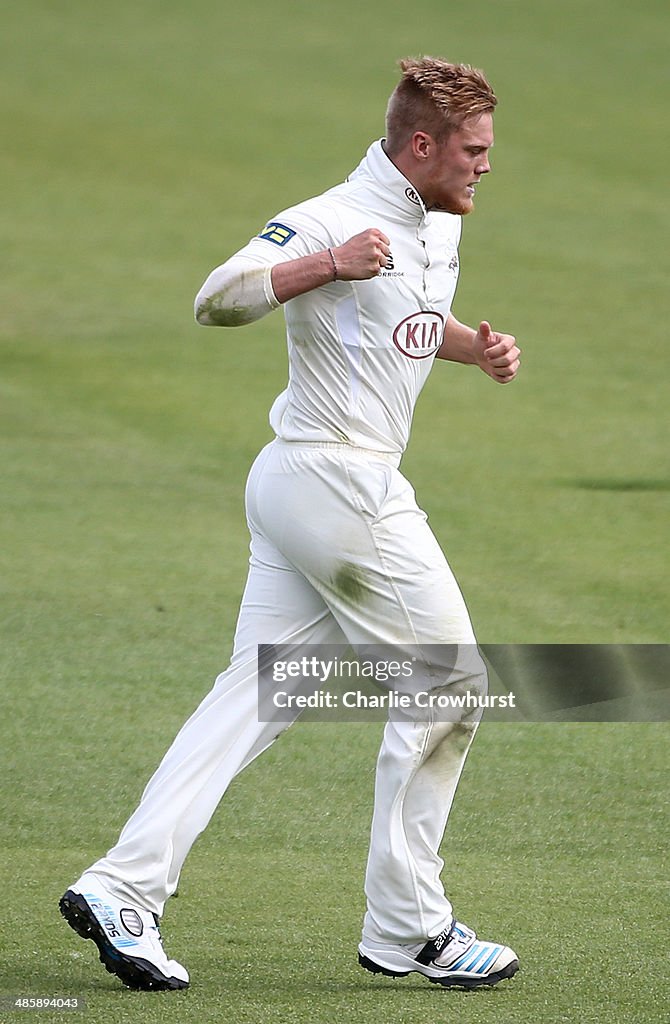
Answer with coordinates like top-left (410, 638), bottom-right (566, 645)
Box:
top-left (1, 1), bottom-right (668, 1022)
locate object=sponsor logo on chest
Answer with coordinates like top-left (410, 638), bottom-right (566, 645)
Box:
top-left (379, 248), bottom-right (404, 278)
top-left (393, 311), bottom-right (444, 359)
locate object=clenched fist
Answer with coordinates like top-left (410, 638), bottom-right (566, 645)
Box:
top-left (473, 321), bottom-right (521, 383)
top-left (330, 228), bottom-right (391, 281)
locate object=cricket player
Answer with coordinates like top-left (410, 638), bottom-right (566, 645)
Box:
top-left (60, 57), bottom-right (521, 992)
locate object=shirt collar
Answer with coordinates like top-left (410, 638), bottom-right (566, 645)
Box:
top-left (347, 139), bottom-right (428, 220)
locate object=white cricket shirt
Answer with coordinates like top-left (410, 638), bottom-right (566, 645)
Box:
top-left (226, 140), bottom-right (462, 454)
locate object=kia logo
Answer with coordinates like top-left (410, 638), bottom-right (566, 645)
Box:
top-left (393, 311), bottom-right (444, 359)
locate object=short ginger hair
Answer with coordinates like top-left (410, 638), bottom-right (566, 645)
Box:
top-left (385, 56), bottom-right (497, 155)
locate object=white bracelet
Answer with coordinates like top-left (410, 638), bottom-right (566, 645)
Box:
top-left (327, 247), bottom-right (338, 281)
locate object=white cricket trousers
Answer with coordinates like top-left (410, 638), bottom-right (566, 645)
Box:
top-left (90, 439), bottom-right (484, 945)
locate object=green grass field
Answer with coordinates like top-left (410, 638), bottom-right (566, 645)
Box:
top-left (1, 1), bottom-right (668, 1022)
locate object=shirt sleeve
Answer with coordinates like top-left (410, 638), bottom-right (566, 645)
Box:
top-left (194, 198), bottom-right (335, 327)
top-left (234, 199), bottom-right (335, 266)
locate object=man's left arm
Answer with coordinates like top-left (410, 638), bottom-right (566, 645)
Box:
top-left (437, 313), bottom-right (521, 384)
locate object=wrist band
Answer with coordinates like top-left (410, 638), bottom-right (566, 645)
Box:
top-left (327, 247), bottom-right (338, 281)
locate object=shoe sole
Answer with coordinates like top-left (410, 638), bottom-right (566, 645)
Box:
top-left (358, 952), bottom-right (519, 989)
top-left (59, 890), bottom-right (188, 992)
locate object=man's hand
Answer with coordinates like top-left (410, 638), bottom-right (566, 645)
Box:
top-left (472, 321), bottom-right (521, 383)
top-left (331, 229), bottom-right (391, 280)
top-left (270, 228), bottom-right (391, 303)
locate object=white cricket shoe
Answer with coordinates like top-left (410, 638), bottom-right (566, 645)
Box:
top-left (359, 919), bottom-right (518, 989)
top-left (59, 872), bottom-right (189, 991)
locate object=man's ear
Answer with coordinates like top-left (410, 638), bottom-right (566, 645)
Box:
top-left (411, 131), bottom-right (434, 160)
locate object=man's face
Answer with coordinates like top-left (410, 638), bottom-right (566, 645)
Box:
top-left (418, 112), bottom-right (494, 214)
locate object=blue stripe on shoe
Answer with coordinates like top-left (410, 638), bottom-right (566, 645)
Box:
top-left (448, 943), bottom-right (481, 971)
top-left (461, 945), bottom-right (492, 973)
top-left (476, 945), bottom-right (502, 973)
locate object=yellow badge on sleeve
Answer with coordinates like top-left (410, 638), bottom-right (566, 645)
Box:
top-left (259, 222), bottom-right (296, 246)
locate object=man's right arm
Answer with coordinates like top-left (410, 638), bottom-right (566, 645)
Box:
top-left (194, 229), bottom-right (390, 327)
top-left (271, 229), bottom-right (390, 302)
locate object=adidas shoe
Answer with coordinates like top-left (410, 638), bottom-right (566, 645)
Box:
top-left (59, 872), bottom-right (189, 991)
top-left (359, 919), bottom-right (518, 989)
